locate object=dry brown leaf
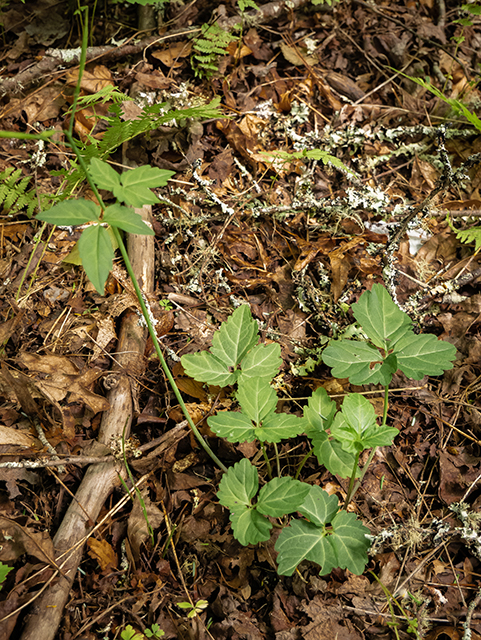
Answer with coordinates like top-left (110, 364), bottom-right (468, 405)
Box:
top-left (65, 65), bottom-right (114, 93)
top-left (226, 40), bottom-right (252, 60)
top-left (134, 71), bottom-right (172, 90)
top-left (87, 538), bottom-right (118, 572)
top-left (0, 516), bottom-right (56, 566)
top-left (152, 42), bottom-right (192, 67)
top-left (18, 353), bottom-right (78, 376)
top-left (91, 317), bottom-right (117, 361)
top-left (17, 355), bottom-right (109, 413)
top-left (127, 490), bottom-right (164, 562)
top-left (0, 425), bottom-right (34, 448)
top-left (280, 42), bottom-right (318, 67)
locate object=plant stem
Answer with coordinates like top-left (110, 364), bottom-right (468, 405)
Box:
top-left (112, 226), bottom-right (227, 472)
top-left (0, 131), bottom-right (57, 142)
top-left (69, 6), bottom-right (88, 140)
top-left (343, 451), bottom-right (361, 508)
top-left (345, 385), bottom-right (390, 505)
top-left (260, 442), bottom-right (272, 480)
top-left (295, 448), bottom-right (313, 480)
top-left (273, 442), bottom-right (281, 477)
top-left (121, 418), bottom-right (154, 546)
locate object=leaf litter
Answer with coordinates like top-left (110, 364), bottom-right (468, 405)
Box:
top-left (2, 0), bottom-right (481, 638)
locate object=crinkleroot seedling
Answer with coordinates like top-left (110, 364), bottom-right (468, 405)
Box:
top-left (182, 285), bottom-right (457, 576)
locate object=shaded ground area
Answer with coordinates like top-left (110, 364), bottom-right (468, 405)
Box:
top-left (2, 0), bottom-right (481, 638)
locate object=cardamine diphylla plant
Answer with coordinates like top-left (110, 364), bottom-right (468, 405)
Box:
top-left (181, 285), bottom-right (457, 576)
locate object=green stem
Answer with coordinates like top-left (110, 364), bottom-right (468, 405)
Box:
top-left (295, 448), bottom-right (313, 480)
top-left (58, 8), bottom-right (227, 474)
top-left (345, 385), bottom-right (390, 506)
top-left (69, 6), bottom-right (88, 140)
top-left (273, 442), bottom-right (281, 477)
top-left (343, 451), bottom-right (361, 509)
top-left (261, 442), bottom-right (272, 480)
top-left (112, 226), bottom-right (227, 472)
top-left (0, 131), bottom-right (57, 142)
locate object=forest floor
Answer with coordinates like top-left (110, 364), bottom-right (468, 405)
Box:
top-left (1, 0), bottom-right (481, 638)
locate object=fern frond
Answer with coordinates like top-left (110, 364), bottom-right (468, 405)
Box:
top-left (238, 0), bottom-right (259, 11)
top-left (457, 226), bottom-right (481, 252)
top-left (60, 98), bottom-right (224, 188)
top-left (0, 167), bottom-right (38, 217)
top-left (191, 23), bottom-right (237, 79)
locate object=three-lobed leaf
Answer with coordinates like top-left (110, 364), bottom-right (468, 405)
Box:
top-left (275, 508), bottom-right (371, 576)
top-left (90, 159), bottom-right (175, 208)
top-left (330, 394), bottom-right (398, 453)
top-left (324, 286), bottom-right (457, 385)
top-left (77, 224), bottom-right (114, 294)
top-left (37, 198), bottom-right (100, 226)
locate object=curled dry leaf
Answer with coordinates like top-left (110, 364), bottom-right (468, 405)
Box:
top-left (0, 424), bottom-right (34, 448)
top-left (127, 490), bottom-right (164, 562)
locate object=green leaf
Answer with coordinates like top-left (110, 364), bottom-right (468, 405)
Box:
top-left (230, 506), bottom-right (272, 545)
top-left (457, 226), bottom-right (481, 252)
top-left (310, 431), bottom-right (360, 478)
top-left (351, 284), bottom-right (412, 349)
top-left (103, 203), bottom-right (155, 235)
top-left (210, 305), bottom-right (259, 368)
top-left (329, 510), bottom-right (372, 575)
top-left (208, 411), bottom-right (256, 442)
top-left (77, 224), bottom-right (115, 294)
top-left (236, 378), bottom-right (278, 424)
top-left (89, 157), bottom-right (121, 191)
top-left (275, 510), bottom-right (371, 576)
top-left (255, 413), bottom-right (307, 443)
top-left (217, 458), bottom-right (258, 510)
top-left (275, 519), bottom-right (338, 576)
top-left (181, 351), bottom-right (237, 387)
top-left (330, 394), bottom-right (397, 453)
top-left (298, 485), bottom-right (339, 527)
top-left (0, 562), bottom-right (13, 588)
top-left (240, 342), bottom-right (282, 380)
top-left (304, 387), bottom-right (337, 434)
top-left (114, 165), bottom-right (175, 207)
top-left (395, 333), bottom-right (457, 379)
top-left (257, 477), bottom-right (310, 517)
top-left (322, 340), bottom-right (387, 385)
top-left (37, 198), bottom-right (100, 225)
top-left (342, 393), bottom-right (377, 434)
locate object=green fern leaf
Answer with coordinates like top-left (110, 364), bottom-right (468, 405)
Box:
top-left (0, 167), bottom-right (39, 217)
top-left (191, 23), bottom-right (237, 79)
top-left (457, 226), bottom-right (481, 252)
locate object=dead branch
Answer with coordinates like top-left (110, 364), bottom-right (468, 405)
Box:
top-left (19, 205), bottom-right (155, 640)
top-left (0, 0), bottom-right (315, 98)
